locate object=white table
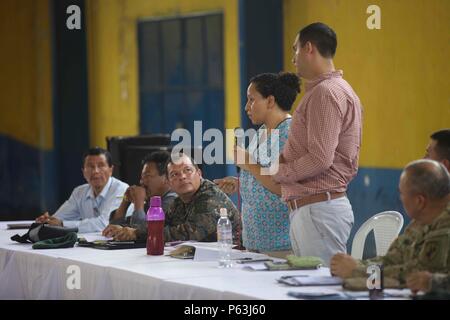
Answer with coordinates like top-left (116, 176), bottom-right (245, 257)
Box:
top-left (0, 221), bottom-right (410, 300)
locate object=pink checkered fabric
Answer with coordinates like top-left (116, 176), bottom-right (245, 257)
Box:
top-left (273, 70), bottom-right (362, 201)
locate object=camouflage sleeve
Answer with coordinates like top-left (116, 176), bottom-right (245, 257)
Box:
top-left (430, 273), bottom-right (450, 292)
top-left (163, 194), bottom-right (219, 242)
top-left (343, 276), bottom-right (402, 291)
top-left (349, 258), bottom-right (405, 289)
top-left (366, 236), bottom-right (411, 282)
top-left (162, 193), bottom-right (177, 213)
top-left (222, 199), bottom-right (241, 245)
top-left (206, 181), bottom-right (241, 244)
top-left (350, 223), bottom-right (421, 279)
top-left (390, 228), bottom-right (449, 284)
top-left (350, 257), bottom-right (382, 278)
top-left (355, 227), bottom-right (449, 284)
top-left (378, 234), bottom-right (409, 266)
top-left (350, 234), bottom-right (406, 278)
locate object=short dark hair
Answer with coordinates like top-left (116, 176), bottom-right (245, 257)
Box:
top-left (430, 129), bottom-right (450, 161)
top-left (82, 147), bottom-right (113, 167)
top-left (142, 150), bottom-right (171, 176)
top-left (166, 152), bottom-right (199, 177)
top-left (250, 72), bottom-right (301, 111)
top-left (298, 22), bottom-right (337, 58)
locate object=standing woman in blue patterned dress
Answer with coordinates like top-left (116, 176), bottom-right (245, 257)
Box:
top-left (215, 72), bottom-right (300, 258)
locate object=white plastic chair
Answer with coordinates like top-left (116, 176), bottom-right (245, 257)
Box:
top-left (351, 211), bottom-right (404, 260)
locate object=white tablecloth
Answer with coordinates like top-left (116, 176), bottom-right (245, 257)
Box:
top-left (0, 221), bottom-right (410, 300)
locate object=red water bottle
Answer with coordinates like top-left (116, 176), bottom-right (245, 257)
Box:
top-left (146, 196), bottom-right (165, 255)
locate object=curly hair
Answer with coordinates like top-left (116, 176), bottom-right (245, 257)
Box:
top-left (250, 72), bottom-right (301, 111)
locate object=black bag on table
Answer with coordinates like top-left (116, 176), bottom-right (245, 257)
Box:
top-left (11, 223), bottom-right (78, 243)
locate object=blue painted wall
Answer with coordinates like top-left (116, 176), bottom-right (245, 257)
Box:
top-left (347, 167), bottom-right (409, 257)
top-left (0, 135), bottom-right (58, 220)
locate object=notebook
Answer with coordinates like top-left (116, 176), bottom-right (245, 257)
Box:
top-left (77, 239), bottom-right (146, 250)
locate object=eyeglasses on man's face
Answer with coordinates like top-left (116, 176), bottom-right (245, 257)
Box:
top-left (168, 166), bottom-right (196, 180)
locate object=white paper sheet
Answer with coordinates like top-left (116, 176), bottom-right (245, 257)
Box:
top-left (80, 233), bottom-right (113, 242)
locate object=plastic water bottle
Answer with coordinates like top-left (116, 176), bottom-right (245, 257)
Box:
top-left (146, 196), bottom-right (165, 255)
top-left (217, 208), bottom-right (233, 268)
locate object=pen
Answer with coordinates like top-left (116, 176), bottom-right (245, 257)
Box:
top-left (236, 258), bottom-right (274, 264)
top-left (109, 241), bottom-right (135, 245)
top-left (280, 275), bottom-right (308, 278)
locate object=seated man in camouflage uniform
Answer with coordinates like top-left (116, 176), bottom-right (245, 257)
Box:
top-left (111, 153), bottom-right (241, 244)
top-left (330, 159), bottom-right (450, 289)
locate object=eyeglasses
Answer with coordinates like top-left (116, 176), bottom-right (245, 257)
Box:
top-left (168, 166), bottom-right (196, 180)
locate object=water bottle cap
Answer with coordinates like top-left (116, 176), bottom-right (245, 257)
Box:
top-left (219, 208), bottom-right (227, 217)
top-left (150, 196), bottom-right (161, 207)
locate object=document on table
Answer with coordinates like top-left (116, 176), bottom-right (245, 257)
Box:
top-left (80, 233), bottom-right (113, 242)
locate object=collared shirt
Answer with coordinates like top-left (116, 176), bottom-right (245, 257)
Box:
top-left (54, 176), bottom-right (129, 232)
top-left (273, 70), bottom-right (362, 200)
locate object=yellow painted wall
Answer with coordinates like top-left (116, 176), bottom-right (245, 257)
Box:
top-left (283, 0), bottom-right (450, 168)
top-left (0, 0), bottom-right (53, 150)
top-left (86, 0), bottom-right (241, 148)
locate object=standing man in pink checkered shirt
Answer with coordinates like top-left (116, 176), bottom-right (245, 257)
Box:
top-left (272, 22), bottom-right (362, 266)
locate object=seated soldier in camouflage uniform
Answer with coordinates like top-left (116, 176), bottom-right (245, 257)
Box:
top-left (330, 159), bottom-right (450, 289)
top-left (111, 153), bottom-right (241, 244)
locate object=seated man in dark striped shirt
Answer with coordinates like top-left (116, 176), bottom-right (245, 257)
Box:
top-left (103, 151), bottom-right (177, 237)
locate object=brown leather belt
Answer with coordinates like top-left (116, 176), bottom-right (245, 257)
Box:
top-left (287, 192), bottom-right (346, 212)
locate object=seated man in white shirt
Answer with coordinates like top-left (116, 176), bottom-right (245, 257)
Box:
top-left (35, 147), bottom-right (129, 233)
